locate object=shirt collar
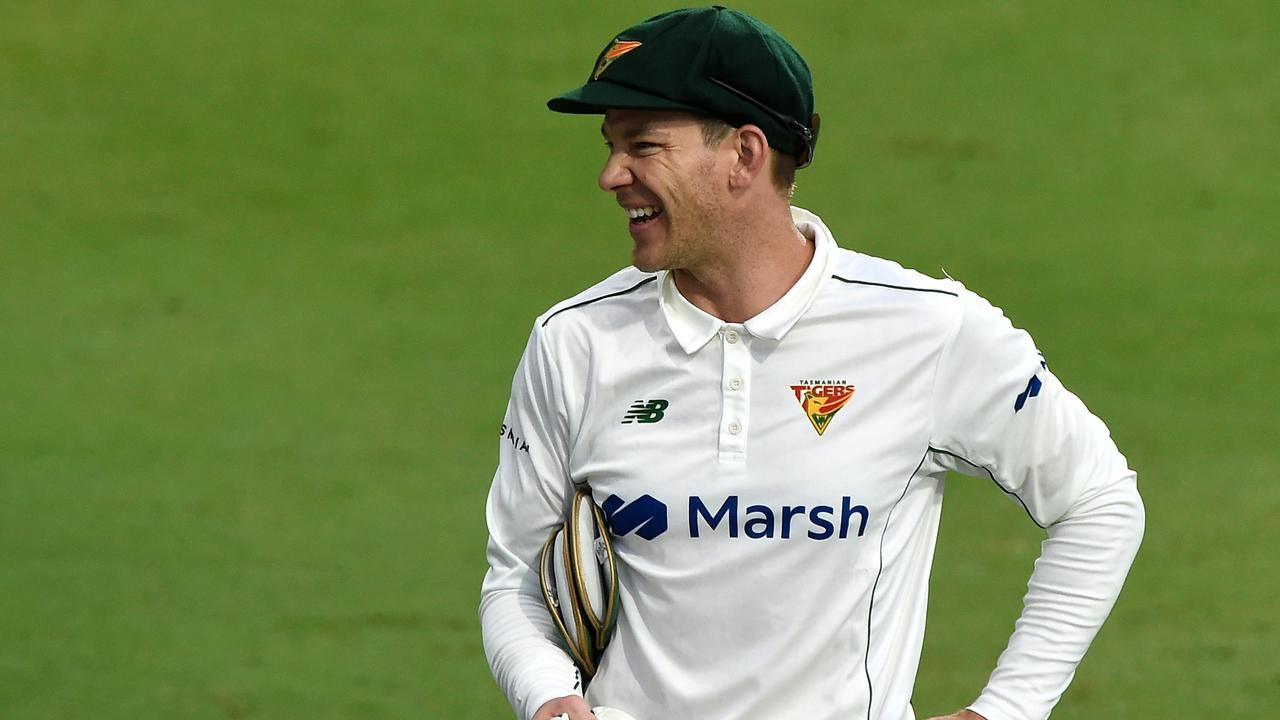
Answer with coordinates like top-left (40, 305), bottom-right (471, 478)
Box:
top-left (659, 206), bottom-right (837, 355)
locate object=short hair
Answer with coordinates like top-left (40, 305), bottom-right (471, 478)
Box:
top-left (698, 117), bottom-right (797, 199)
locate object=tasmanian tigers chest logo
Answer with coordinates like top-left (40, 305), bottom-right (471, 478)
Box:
top-left (789, 381), bottom-right (856, 436)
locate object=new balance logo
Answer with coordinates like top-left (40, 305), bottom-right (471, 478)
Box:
top-left (602, 494), bottom-right (669, 540)
top-left (621, 399), bottom-right (668, 424)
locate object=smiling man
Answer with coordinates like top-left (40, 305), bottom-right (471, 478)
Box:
top-left (598, 108), bottom-right (812, 324)
top-left (480, 7), bottom-right (1144, 720)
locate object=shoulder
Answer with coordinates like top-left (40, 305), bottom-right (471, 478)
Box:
top-left (827, 247), bottom-right (964, 304)
top-left (535, 266), bottom-right (659, 333)
top-left (826, 249), bottom-right (1027, 341)
top-left (526, 267), bottom-right (659, 377)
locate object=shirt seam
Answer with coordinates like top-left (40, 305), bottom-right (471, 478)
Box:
top-left (927, 446), bottom-right (1047, 529)
top-left (541, 276), bottom-right (657, 327)
top-left (863, 447), bottom-right (933, 720)
top-left (925, 291), bottom-right (966, 445)
top-left (829, 275), bottom-right (959, 297)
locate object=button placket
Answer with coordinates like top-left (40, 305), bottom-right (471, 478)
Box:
top-left (718, 325), bottom-right (751, 461)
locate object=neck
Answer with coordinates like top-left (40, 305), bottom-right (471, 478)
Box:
top-left (673, 207), bottom-right (813, 323)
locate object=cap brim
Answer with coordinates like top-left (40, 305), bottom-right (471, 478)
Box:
top-left (548, 80), bottom-right (707, 115)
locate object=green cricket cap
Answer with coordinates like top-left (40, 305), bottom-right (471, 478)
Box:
top-left (548, 6), bottom-right (820, 168)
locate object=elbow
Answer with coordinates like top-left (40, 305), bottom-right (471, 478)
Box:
top-left (1126, 477), bottom-right (1145, 553)
top-left (1054, 471), bottom-right (1145, 559)
top-left (1099, 472), bottom-right (1145, 562)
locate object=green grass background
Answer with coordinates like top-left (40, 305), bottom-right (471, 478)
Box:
top-left (2, 1), bottom-right (1277, 717)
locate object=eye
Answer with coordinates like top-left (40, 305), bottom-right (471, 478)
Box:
top-left (633, 141), bottom-right (661, 154)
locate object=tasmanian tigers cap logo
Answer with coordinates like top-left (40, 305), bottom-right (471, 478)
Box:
top-left (593, 39), bottom-right (643, 80)
top-left (790, 381), bottom-right (856, 436)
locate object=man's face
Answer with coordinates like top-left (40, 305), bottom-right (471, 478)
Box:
top-left (598, 109), bottom-right (731, 273)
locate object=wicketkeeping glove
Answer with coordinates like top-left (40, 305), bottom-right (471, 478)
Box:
top-left (539, 488), bottom-right (620, 679)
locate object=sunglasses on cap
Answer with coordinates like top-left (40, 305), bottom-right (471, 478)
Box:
top-left (708, 76), bottom-right (820, 169)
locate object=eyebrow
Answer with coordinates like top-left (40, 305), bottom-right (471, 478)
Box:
top-left (601, 121), bottom-right (670, 141)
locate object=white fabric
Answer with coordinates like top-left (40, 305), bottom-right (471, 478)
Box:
top-left (480, 207), bottom-right (1143, 720)
top-left (551, 709), bottom-right (638, 720)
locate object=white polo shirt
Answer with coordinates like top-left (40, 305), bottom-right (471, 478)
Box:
top-left (481, 208), bottom-right (1143, 720)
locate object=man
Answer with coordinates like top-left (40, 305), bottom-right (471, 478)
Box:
top-left (480, 7), bottom-right (1143, 720)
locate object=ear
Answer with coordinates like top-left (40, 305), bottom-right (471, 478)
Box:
top-left (728, 124), bottom-right (770, 190)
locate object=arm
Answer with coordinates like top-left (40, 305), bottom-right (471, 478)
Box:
top-left (966, 465), bottom-right (1143, 720)
top-left (480, 324), bottom-right (585, 720)
top-left (930, 290), bottom-right (1145, 720)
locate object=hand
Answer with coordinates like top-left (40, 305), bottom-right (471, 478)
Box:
top-left (925, 710), bottom-right (987, 720)
top-left (532, 695), bottom-right (596, 720)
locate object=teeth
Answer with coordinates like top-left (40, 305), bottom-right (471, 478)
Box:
top-left (627, 206), bottom-right (661, 219)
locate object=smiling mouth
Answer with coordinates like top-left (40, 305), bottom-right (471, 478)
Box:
top-left (627, 205), bottom-right (664, 227)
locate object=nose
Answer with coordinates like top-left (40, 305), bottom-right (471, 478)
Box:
top-left (598, 150), bottom-right (633, 193)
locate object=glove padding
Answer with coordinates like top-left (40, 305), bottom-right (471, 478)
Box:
top-left (539, 488), bottom-right (620, 679)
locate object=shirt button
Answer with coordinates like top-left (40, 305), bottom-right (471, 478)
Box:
top-left (728, 377), bottom-right (743, 391)
top-left (725, 330), bottom-right (740, 344)
top-left (727, 421), bottom-right (742, 435)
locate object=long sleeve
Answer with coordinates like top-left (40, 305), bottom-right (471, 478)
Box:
top-left (929, 289), bottom-right (1145, 720)
top-left (480, 324), bottom-right (582, 720)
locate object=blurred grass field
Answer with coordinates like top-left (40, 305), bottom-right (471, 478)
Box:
top-left (2, 1), bottom-right (1277, 718)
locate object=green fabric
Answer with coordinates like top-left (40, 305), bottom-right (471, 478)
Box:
top-left (548, 6), bottom-right (817, 160)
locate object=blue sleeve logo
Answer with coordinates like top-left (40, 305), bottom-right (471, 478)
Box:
top-left (1014, 353), bottom-right (1049, 413)
top-left (1014, 374), bottom-right (1042, 412)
